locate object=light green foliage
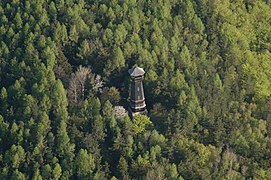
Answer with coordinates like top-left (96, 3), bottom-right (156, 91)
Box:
top-left (35, 112), bottom-right (50, 143)
top-left (110, 176), bottom-right (118, 180)
top-left (75, 149), bottom-right (95, 178)
top-left (4, 145), bottom-right (25, 169)
top-left (109, 46), bottom-right (125, 71)
top-left (10, 169), bottom-right (26, 180)
top-left (132, 115), bottom-right (152, 134)
top-left (243, 51), bottom-right (271, 101)
top-left (52, 163), bottom-right (62, 180)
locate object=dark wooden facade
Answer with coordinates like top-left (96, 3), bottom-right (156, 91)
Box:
top-left (128, 66), bottom-right (147, 115)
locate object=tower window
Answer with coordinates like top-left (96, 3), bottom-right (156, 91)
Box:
top-left (137, 87), bottom-right (140, 91)
top-left (138, 95), bottom-right (140, 99)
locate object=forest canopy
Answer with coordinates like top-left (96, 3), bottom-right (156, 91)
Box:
top-left (0, 0), bottom-right (271, 179)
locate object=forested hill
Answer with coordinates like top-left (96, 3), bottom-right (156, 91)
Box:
top-left (0, 0), bottom-right (271, 179)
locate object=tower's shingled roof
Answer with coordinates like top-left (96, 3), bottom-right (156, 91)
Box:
top-left (128, 66), bottom-right (145, 77)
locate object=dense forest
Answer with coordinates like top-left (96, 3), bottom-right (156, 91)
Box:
top-left (0, 0), bottom-right (271, 179)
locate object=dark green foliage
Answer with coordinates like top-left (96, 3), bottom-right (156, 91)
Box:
top-left (0, 0), bottom-right (271, 179)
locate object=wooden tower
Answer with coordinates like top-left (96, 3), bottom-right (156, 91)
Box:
top-left (128, 66), bottom-right (147, 116)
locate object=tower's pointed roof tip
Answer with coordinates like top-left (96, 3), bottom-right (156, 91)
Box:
top-left (128, 65), bottom-right (145, 77)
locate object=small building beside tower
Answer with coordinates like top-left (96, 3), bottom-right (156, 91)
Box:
top-left (128, 66), bottom-right (147, 117)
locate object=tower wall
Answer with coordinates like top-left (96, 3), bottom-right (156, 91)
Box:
top-left (128, 67), bottom-right (147, 115)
